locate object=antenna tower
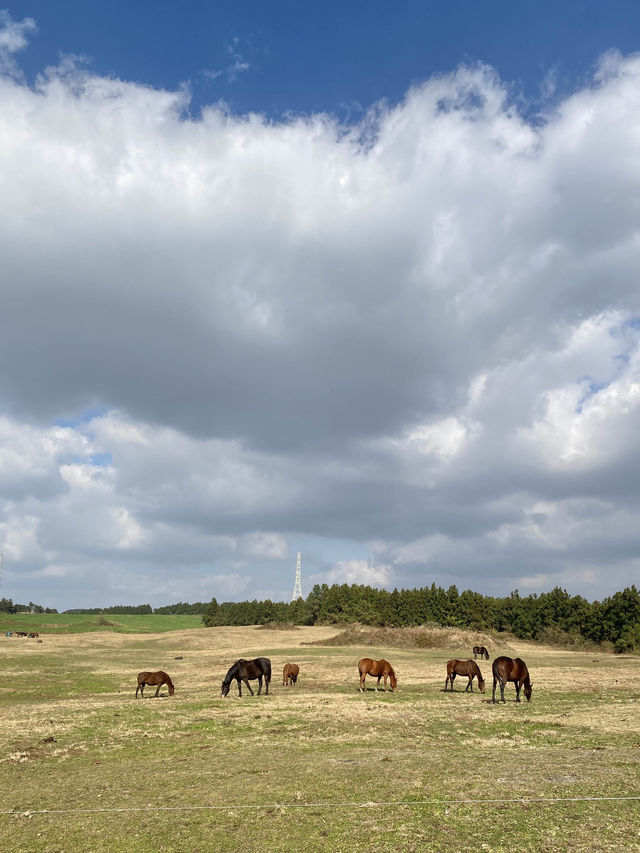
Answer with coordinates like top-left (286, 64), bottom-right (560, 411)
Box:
top-left (291, 551), bottom-right (303, 601)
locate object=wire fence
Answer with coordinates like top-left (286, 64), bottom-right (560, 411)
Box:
top-left (4, 794), bottom-right (640, 818)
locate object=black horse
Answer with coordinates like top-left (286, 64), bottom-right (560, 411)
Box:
top-left (473, 645), bottom-right (490, 660)
top-left (221, 657), bottom-right (271, 697)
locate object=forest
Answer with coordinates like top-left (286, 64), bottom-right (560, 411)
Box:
top-left (203, 583), bottom-right (640, 653)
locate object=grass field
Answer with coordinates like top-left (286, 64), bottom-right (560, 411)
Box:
top-left (1, 625), bottom-right (639, 852)
top-left (1, 613), bottom-right (204, 634)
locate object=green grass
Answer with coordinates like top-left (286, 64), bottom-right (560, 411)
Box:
top-left (0, 628), bottom-right (639, 852)
top-left (0, 613), bottom-right (203, 634)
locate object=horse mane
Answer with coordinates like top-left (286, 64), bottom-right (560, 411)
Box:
top-left (223, 662), bottom-right (239, 683)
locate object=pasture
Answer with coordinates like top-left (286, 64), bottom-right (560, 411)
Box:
top-left (0, 625), bottom-right (639, 852)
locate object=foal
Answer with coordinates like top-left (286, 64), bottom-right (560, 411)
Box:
top-left (282, 663), bottom-right (300, 686)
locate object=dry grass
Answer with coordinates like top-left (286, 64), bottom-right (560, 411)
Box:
top-left (307, 623), bottom-right (512, 652)
top-left (0, 625), bottom-right (639, 852)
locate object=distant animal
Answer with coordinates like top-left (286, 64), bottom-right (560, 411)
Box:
top-left (444, 659), bottom-right (485, 693)
top-left (282, 662), bottom-right (300, 686)
top-left (358, 658), bottom-right (397, 693)
top-left (473, 645), bottom-right (489, 660)
top-left (492, 656), bottom-right (532, 704)
top-left (135, 671), bottom-right (175, 698)
top-left (14, 631), bottom-right (27, 637)
top-left (221, 658), bottom-right (271, 697)
top-left (27, 632), bottom-right (39, 639)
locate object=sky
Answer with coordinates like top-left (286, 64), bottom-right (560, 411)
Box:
top-left (1, 3), bottom-right (640, 609)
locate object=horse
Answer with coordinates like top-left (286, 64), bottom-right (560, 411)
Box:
top-left (358, 658), bottom-right (397, 693)
top-left (492, 656), bottom-right (532, 704)
top-left (473, 645), bottom-right (489, 660)
top-left (135, 671), bottom-right (175, 698)
top-left (14, 631), bottom-right (27, 637)
top-left (221, 658), bottom-right (271, 697)
top-left (444, 659), bottom-right (485, 693)
top-left (27, 632), bottom-right (39, 639)
top-left (282, 663), bottom-right (299, 686)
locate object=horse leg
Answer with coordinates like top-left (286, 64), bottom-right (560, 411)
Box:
top-left (515, 681), bottom-right (521, 703)
top-left (444, 674), bottom-right (450, 691)
top-left (383, 673), bottom-right (388, 692)
top-left (257, 675), bottom-right (263, 695)
top-left (492, 676), bottom-right (497, 704)
top-left (375, 676), bottom-right (381, 692)
top-left (155, 684), bottom-right (161, 697)
top-left (500, 680), bottom-right (506, 703)
top-left (265, 676), bottom-right (270, 695)
top-left (450, 672), bottom-right (456, 691)
top-left (243, 679), bottom-right (254, 696)
top-left (135, 684), bottom-right (140, 699)
top-left (359, 672), bottom-right (366, 692)
top-left (237, 678), bottom-right (242, 698)
top-left (466, 676), bottom-right (472, 692)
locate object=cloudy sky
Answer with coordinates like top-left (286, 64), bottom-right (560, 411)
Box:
top-left (2, 3), bottom-right (640, 609)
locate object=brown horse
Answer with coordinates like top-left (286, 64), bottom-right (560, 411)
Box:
top-left (358, 658), bottom-right (397, 693)
top-left (473, 645), bottom-right (489, 660)
top-left (135, 671), bottom-right (175, 698)
top-left (492, 656), bottom-right (532, 704)
top-left (444, 659), bottom-right (485, 693)
top-left (27, 632), bottom-right (39, 639)
top-left (282, 663), bottom-right (300, 686)
top-left (221, 658), bottom-right (271, 697)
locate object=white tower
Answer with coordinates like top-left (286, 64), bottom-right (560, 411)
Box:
top-left (291, 551), bottom-right (303, 601)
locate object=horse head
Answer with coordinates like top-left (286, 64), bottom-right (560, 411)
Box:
top-left (390, 672), bottom-right (398, 691)
top-left (477, 677), bottom-right (486, 694)
top-left (221, 680), bottom-right (230, 697)
top-left (168, 682), bottom-right (175, 696)
top-left (524, 681), bottom-right (532, 702)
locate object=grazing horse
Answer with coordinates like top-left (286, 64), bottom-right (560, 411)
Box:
top-left (358, 658), bottom-right (397, 693)
top-left (27, 632), bottom-right (39, 639)
top-left (282, 663), bottom-right (300, 686)
top-left (14, 631), bottom-right (27, 637)
top-left (135, 671), bottom-right (175, 698)
top-left (492, 656), bottom-right (532, 704)
top-left (444, 659), bottom-right (485, 693)
top-left (473, 645), bottom-right (489, 660)
top-left (221, 658), bottom-right (271, 697)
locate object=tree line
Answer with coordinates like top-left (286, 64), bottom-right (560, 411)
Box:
top-left (63, 602), bottom-right (208, 615)
top-left (202, 583), bottom-right (640, 653)
top-left (0, 598), bottom-right (57, 614)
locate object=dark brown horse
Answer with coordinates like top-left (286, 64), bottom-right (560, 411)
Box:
top-left (135, 671), bottom-right (175, 698)
top-left (473, 645), bottom-right (489, 659)
top-left (358, 658), bottom-right (397, 693)
top-left (221, 658), bottom-right (271, 697)
top-left (27, 632), bottom-right (39, 639)
top-left (282, 662), bottom-right (299, 686)
top-left (444, 659), bottom-right (485, 693)
top-left (492, 656), bottom-right (532, 703)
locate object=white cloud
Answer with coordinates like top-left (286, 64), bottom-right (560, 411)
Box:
top-left (1, 26), bottom-right (640, 605)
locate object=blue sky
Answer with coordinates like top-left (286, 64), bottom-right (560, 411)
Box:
top-left (2, 4), bottom-right (640, 609)
top-left (9, 1), bottom-right (640, 118)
